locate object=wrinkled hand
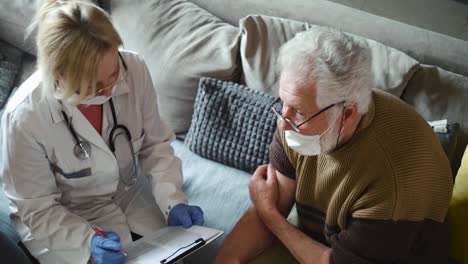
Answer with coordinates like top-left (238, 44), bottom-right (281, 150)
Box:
top-left (249, 165), bottom-right (279, 218)
top-left (168, 204), bottom-right (204, 229)
top-left (91, 231), bottom-right (125, 264)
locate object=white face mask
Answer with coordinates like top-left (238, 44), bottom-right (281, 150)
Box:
top-left (80, 87), bottom-right (115, 105)
top-left (285, 112), bottom-right (340, 156)
top-left (80, 64), bottom-right (124, 105)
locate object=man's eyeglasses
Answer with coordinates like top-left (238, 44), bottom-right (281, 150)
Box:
top-left (270, 98), bottom-right (344, 132)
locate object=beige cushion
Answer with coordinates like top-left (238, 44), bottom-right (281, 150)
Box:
top-left (111, 0), bottom-right (241, 133)
top-left (0, 0), bottom-right (99, 55)
top-left (239, 15), bottom-right (419, 97)
top-left (402, 65), bottom-right (468, 175)
top-left (0, 1), bottom-right (37, 55)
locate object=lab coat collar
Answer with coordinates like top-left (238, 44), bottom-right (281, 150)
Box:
top-left (113, 81), bottom-right (130, 97)
top-left (46, 89), bottom-right (130, 156)
top-left (47, 96), bottom-right (71, 125)
top-left (47, 97), bottom-right (112, 155)
top-left (47, 84), bottom-right (129, 125)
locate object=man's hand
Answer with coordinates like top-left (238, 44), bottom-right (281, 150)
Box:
top-left (215, 167), bottom-right (296, 263)
top-left (249, 165), bottom-right (280, 219)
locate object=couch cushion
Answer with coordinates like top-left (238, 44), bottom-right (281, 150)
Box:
top-left (14, 53), bottom-right (36, 89)
top-left (448, 145), bottom-right (468, 263)
top-left (189, 0), bottom-right (468, 78)
top-left (239, 15), bottom-right (419, 97)
top-left (0, 45), bottom-right (23, 242)
top-left (402, 65), bottom-right (468, 175)
top-left (0, 0), bottom-right (100, 56)
top-left (171, 140), bottom-right (251, 263)
top-left (0, 40), bottom-right (23, 110)
top-left (0, 185), bottom-right (19, 243)
top-left (0, 1), bottom-right (37, 55)
top-left (111, 0), bottom-right (241, 133)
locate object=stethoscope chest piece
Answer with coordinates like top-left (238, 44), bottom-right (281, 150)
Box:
top-left (73, 140), bottom-right (92, 160)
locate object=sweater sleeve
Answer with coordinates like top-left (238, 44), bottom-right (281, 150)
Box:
top-left (269, 129), bottom-right (296, 179)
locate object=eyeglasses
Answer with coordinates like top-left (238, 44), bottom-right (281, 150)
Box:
top-left (55, 55), bottom-right (128, 98)
top-left (270, 98), bottom-right (344, 132)
top-left (93, 59), bottom-right (128, 97)
top-left (94, 78), bottom-right (120, 96)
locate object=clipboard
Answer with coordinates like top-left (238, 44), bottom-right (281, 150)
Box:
top-left (124, 225), bottom-right (223, 264)
top-left (160, 238), bottom-right (205, 264)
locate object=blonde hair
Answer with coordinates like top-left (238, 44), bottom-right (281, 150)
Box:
top-left (32, 0), bottom-right (122, 104)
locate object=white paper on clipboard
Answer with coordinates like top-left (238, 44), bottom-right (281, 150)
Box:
top-left (124, 225), bottom-right (223, 264)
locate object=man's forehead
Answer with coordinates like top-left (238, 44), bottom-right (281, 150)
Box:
top-left (279, 74), bottom-right (318, 108)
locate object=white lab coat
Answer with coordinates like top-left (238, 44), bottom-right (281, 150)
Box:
top-left (0, 51), bottom-right (187, 264)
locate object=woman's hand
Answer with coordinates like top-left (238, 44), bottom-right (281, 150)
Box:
top-left (168, 204), bottom-right (205, 228)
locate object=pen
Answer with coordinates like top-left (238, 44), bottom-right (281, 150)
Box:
top-left (90, 224), bottom-right (128, 256)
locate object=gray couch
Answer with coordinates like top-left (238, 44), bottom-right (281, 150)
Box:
top-left (1, 0), bottom-right (467, 263)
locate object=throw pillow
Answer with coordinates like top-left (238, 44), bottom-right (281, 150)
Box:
top-left (0, 40), bottom-right (23, 110)
top-left (185, 77), bottom-right (282, 173)
top-left (449, 145), bottom-right (468, 263)
top-left (239, 15), bottom-right (420, 97)
top-left (0, 0), bottom-right (100, 55)
top-left (111, 0), bottom-right (241, 133)
top-left (435, 123), bottom-right (460, 174)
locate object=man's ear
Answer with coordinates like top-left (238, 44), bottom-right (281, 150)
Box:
top-left (341, 103), bottom-right (359, 130)
top-left (344, 103), bottom-right (358, 120)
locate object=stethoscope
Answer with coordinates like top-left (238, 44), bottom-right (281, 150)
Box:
top-left (60, 98), bottom-right (132, 159)
top-left (59, 53), bottom-right (138, 186)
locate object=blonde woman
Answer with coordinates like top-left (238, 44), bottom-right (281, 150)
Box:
top-left (0, 1), bottom-right (204, 263)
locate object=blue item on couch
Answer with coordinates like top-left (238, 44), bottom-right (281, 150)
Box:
top-left (0, 179), bottom-right (19, 243)
top-left (172, 140), bottom-right (252, 263)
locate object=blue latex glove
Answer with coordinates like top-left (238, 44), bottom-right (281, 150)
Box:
top-left (91, 231), bottom-right (125, 264)
top-left (168, 204), bottom-right (204, 229)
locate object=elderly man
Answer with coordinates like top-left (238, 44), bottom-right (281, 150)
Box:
top-left (215, 27), bottom-right (453, 263)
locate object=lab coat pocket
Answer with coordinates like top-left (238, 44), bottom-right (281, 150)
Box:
top-left (51, 163), bottom-right (92, 179)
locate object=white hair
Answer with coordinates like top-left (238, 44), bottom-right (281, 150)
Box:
top-left (278, 26), bottom-right (373, 114)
